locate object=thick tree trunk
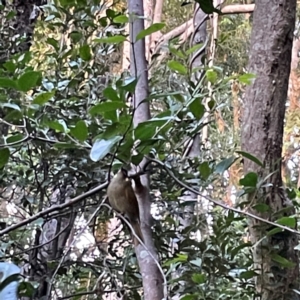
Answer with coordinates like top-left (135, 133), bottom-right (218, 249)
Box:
top-left (241, 0), bottom-right (299, 299)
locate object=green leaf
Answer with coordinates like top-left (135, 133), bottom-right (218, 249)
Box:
top-left (94, 35), bottom-right (126, 44)
top-left (238, 73), bottom-right (256, 85)
top-left (79, 44), bottom-right (92, 61)
top-left (167, 60), bottom-right (187, 75)
top-left (69, 31), bottom-right (83, 43)
top-left (207, 99), bottom-right (215, 110)
top-left (0, 148), bottom-right (10, 168)
top-left (6, 134), bottom-right (24, 144)
top-left (189, 100), bottom-right (205, 120)
top-left (164, 253), bottom-right (188, 266)
top-left (136, 23), bottom-right (165, 41)
top-left (3, 61), bottom-right (16, 73)
top-left (18, 281), bottom-right (35, 297)
top-left (236, 150), bottom-right (264, 167)
top-left (70, 120), bottom-right (88, 142)
top-left (90, 136), bottom-right (122, 161)
top-left (239, 172), bottom-right (258, 187)
top-left (106, 8), bottom-right (116, 18)
top-left (113, 15), bottom-right (128, 23)
top-left (0, 273), bottom-right (21, 293)
top-left (191, 273), bottom-right (206, 284)
top-left (1, 103), bottom-right (21, 111)
top-left (48, 120), bottom-right (68, 133)
top-left (252, 203), bottom-right (270, 213)
top-left (271, 254), bottom-right (295, 268)
top-left (119, 77), bottom-right (137, 93)
top-left (103, 87), bottom-right (120, 101)
top-left (132, 153), bottom-right (144, 165)
top-left (276, 216), bottom-right (296, 228)
top-left (32, 91), bottom-right (54, 105)
top-left (89, 101), bottom-right (125, 115)
top-left (185, 43), bottom-right (205, 56)
top-left (190, 258), bottom-right (202, 267)
top-left (215, 156), bottom-right (237, 174)
top-left (46, 38), bottom-right (59, 51)
top-left (231, 243), bottom-right (251, 258)
top-left (102, 123), bottom-right (127, 139)
top-left (180, 295), bottom-right (196, 300)
top-left (169, 47), bottom-right (185, 59)
top-left (206, 69), bottom-right (218, 83)
top-left (199, 161), bottom-right (211, 180)
top-left (53, 143), bottom-right (76, 149)
top-left (267, 227), bottom-right (283, 236)
top-left (0, 77), bottom-right (17, 89)
top-left (194, 0), bottom-right (221, 14)
top-left (17, 71), bottom-right (41, 92)
top-left (135, 122), bottom-right (156, 141)
top-left (239, 270), bottom-right (256, 279)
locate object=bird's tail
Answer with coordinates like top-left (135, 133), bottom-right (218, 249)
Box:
top-left (131, 221), bottom-right (144, 247)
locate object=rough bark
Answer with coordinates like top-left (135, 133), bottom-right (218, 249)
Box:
top-left (241, 0), bottom-right (299, 299)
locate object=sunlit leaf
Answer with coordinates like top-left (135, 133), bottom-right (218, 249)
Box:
top-left (113, 15), bottom-right (128, 23)
top-left (206, 69), bottom-right (218, 83)
top-left (167, 60), bottom-right (187, 75)
top-left (32, 91), bottom-right (54, 105)
top-left (276, 216), bottom-right (296, 228)
top-left (0, 274), bottom-right (21, 293)
top-left (94, 35), bottom-right (126, 44)
top-left (238, 73), bottom-right (256, 85)
top-left (1, 103), bottom-right (21, 111)
top-left (191, 273), bottom-right (206, 284)
top-left (136, 23), bottom-right (165, 41)
top-left (90, 136), bottom-right (122, 161)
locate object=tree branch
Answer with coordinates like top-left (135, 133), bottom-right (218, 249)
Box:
top-left (153, 4), bottom-right (255, 56)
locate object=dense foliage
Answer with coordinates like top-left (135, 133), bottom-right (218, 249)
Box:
top-left (0, 1), bottom-right (299, 299)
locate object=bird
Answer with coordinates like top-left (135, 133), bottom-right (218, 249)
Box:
top-left (107, 168), bottom-right (144, 246)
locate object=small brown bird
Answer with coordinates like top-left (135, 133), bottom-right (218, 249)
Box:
top-left (107, 168), bottom-right (144, 246)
